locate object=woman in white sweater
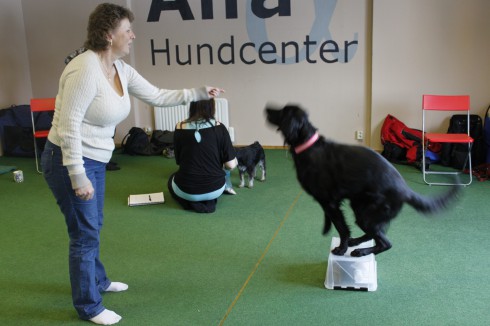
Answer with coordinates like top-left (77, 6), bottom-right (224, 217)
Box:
top-left (41, 3), bottom-right (223, 325)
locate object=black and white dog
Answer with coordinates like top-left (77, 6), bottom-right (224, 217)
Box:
top-left (235, 141), bottom-right (266, 188)
top-left (265, 104), bottom-right (460, 257)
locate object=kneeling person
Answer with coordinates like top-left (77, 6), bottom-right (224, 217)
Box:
top-left (168, 99), bottom-right (237, 213)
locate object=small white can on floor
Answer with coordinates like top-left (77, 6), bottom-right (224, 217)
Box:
top-left (13, 170), bottom-right (24, 183)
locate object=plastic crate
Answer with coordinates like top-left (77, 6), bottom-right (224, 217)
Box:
top-left (325, 237), bottom-right (377, 291)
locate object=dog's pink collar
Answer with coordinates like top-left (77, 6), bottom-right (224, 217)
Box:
top-left (294, 132), bottom-right (319, 154)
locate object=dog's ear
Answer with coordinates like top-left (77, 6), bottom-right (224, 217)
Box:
top-left (280, 106), bottom-right (314, 145)
top-left (284, 112), bottom-right (305, 140)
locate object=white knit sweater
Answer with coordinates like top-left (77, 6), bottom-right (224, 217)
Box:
top-left (48, 50), bottom-right (209, 189)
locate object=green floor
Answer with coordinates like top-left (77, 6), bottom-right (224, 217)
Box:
top-left (0, 150), bottom-right (489, 325)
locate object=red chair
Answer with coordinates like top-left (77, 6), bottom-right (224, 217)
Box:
top-left (422, 94), bottom-right (473, 186)
top-left (30, 98), bottom-right (56, 173)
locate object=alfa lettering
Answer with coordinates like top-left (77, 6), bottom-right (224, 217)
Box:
top-left (147, 0), bottom-right (291, 21)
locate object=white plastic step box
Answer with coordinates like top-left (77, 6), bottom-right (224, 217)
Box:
top-left (325, 237), bottom-right (377, 291)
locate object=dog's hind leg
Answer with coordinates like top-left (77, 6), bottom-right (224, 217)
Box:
top-left (351, 212), bottom-right (391, 256)
top-left (349, 195), bottom-right (399, 256)
top-left (258, 160), bottom-right (266, 181)
top-left (238, 171), bottom-right (245, 188)
top-left (348, 234), bottom-right (373, 247)
top-left (351, 230), bottom-right (392, 257)
top-left (247, 167), bottom-right (255, 188)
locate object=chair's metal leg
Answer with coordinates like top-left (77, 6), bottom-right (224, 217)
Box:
top-left (422, 141), bottom-right (472, 187)
top-left (422, 139), bottom-right (429, 185)
top-left (31, 110), bottom-right (43, 174)
top-left (34, 138), bottom-right (42, 174)
top-left (461, 144), bottom-right (471, 170)
top-left (466, 142), bottom-right (473, 185)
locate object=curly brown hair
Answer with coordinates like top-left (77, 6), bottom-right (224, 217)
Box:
top-left (83, 3), bottom-right (134, 51)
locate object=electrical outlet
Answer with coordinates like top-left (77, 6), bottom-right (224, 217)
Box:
top-left (355, 130), bottom-right (364, 140)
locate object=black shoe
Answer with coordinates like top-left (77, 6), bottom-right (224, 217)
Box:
top-left (106, 161), bottom-right (120, 171)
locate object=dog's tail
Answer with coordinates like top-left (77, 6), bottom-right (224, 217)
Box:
top-left (405, 185), bottom-right (461, 215)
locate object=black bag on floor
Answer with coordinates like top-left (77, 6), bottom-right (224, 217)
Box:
top-left (151, 130), bottom-right (174, 148)
top-left (4, 126), bottom-right (35, 157)
top-left (121, 127), bottom-right (175, 156)
top-left (0, 105), bottom-right (52, 157)
top-left (151, 130), bottom-right (175, 157)
top-left (440, 114), bottom-right (485, 169)
top-left (121, 127), bottom-right (153, 156)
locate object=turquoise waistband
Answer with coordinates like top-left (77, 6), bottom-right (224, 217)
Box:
top-left (171, 177), bottom-right (225, 201)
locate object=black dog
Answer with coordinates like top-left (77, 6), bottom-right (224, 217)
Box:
top-left (235, 141), bottom-right (266, 188)
top-left (265, 105), bottom-right (460, 257)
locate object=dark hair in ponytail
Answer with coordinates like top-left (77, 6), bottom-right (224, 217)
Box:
top-left (188, 99), bottom-right (216, 124)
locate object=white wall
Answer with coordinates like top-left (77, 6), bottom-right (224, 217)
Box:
top-left (0, 0), bottom-right (32, 107)
top-left (1, 0), bottom-right (489, 149)
top-left (371, 0), bottom-right (490, 150)
top-left (130, 0), bottom-right (369, 147)
top-left (1, 0), bottom-right (369, 146)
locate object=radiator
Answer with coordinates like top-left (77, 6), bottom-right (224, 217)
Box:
top-left (154, 98), bottom-right (234, 141)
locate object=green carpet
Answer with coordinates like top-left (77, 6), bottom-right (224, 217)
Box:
top-left (0, 150), bottom-right (489, 325)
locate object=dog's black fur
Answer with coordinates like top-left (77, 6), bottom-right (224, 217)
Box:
top-left (265, 105), bottom-right (460, 256)
top-left (235, 141), bottom-right (266, 188)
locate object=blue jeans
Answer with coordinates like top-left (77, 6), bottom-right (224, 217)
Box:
top-left (41, 140), bottom-right (110, 320)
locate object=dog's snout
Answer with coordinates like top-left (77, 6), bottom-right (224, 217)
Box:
top-left (264, 107), bottom-right (282, 126)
